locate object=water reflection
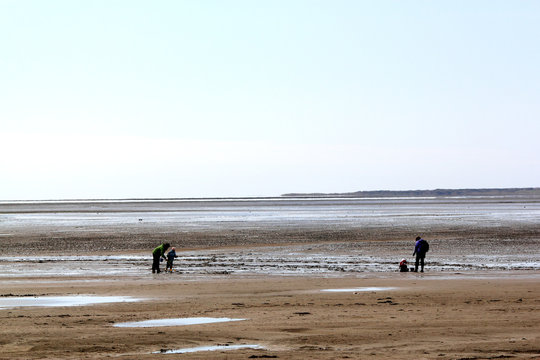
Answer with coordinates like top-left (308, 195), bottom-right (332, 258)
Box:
top-left (0, 296), bottom-right (139, 309)
top-left (114, 317), bottom-right (246, 328)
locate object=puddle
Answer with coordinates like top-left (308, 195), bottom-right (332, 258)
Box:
top-left (0, 296), bottom-right (139, 309)
top-left (114, 317), bottom-right (246, 328)
top-left (154, 344), bottom-right (263, 354)
top-left (321, 287), bottom-right (396, 292)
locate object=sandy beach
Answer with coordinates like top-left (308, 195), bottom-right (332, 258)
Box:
top-left (1, 273), bottom-right (539, 359)
top-left (1, 197), bottom-right (539, 359)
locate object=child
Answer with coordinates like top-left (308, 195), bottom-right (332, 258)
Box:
top-left (399, 258), bottom-right (409, 272)
top-left (166, 247), bottom-right (178, 272)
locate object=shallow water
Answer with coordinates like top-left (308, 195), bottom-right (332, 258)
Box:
top-left (2, 196), bottom-right (539, 231)
top-left (0, 295), bottom-right (139, 309)
top-left (154, 344), bottom-right (263, 354)
top-left (0, 245), bottom-right (539, 278)
top-left (114, 317), bottom-right (246, 328)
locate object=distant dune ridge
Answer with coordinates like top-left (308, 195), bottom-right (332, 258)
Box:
top-left (282, 187), bottom-right (540, 198)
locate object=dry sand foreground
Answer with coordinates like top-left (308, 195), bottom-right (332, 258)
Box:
top-left (1, 273), bottom-right (539, 360)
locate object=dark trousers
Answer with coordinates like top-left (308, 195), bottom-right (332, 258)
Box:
top-left (152, 253), bottom-right (161, 273)
top-left (415, 254), bottom-right (425, 272)
top-left (400, 265), bottom-right (409, 272)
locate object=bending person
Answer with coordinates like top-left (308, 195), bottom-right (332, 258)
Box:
top-left (152, 242), bottom-right (170, 274)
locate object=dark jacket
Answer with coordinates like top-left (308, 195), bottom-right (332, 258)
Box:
top-left (414, 239), bottom-right (429, 256)
top-left (167, 249), bottom-right (177, 260)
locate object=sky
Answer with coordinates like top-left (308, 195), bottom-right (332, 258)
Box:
top-left (1, 0), bottom-right (539, 200)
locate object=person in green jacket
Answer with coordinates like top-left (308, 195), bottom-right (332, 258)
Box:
top-left (152, 243), bottom-right (170, 273)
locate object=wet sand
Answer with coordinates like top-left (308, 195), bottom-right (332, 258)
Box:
top-left (0, 197), bottom-right (539, 359)
top-left (1, 274), bottom-right (539, 359)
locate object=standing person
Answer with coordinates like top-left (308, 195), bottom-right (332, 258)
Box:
top-left (166, 247), bottom-right (178, 272)
top-left (152, 243), bottom-right (170, 273)
top-left (413, 236), bottom-right (429, 272)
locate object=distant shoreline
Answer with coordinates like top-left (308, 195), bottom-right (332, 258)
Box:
top-left (1, 187), bottom-right (539, 203)
top-left (282, 187), bottom-right (540, 198)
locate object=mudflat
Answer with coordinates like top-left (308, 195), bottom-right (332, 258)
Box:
top-left (0, 197), bottom-right (539, 359)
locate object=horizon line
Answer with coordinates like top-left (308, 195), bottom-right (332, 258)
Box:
top-left (1, 186), bottom-right (539, 203)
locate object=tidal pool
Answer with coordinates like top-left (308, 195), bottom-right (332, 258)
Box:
top-left (0, 296), bottom-right (139, 309)
top-left (114, 317), bottom-right (246, 328)
top-left (154, 344), bottom-right (263, 354)
top-left (321, 287), bottom-right (396, 292)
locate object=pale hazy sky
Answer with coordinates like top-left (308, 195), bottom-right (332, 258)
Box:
top-left (1, 1), bottom-right (539, 200)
